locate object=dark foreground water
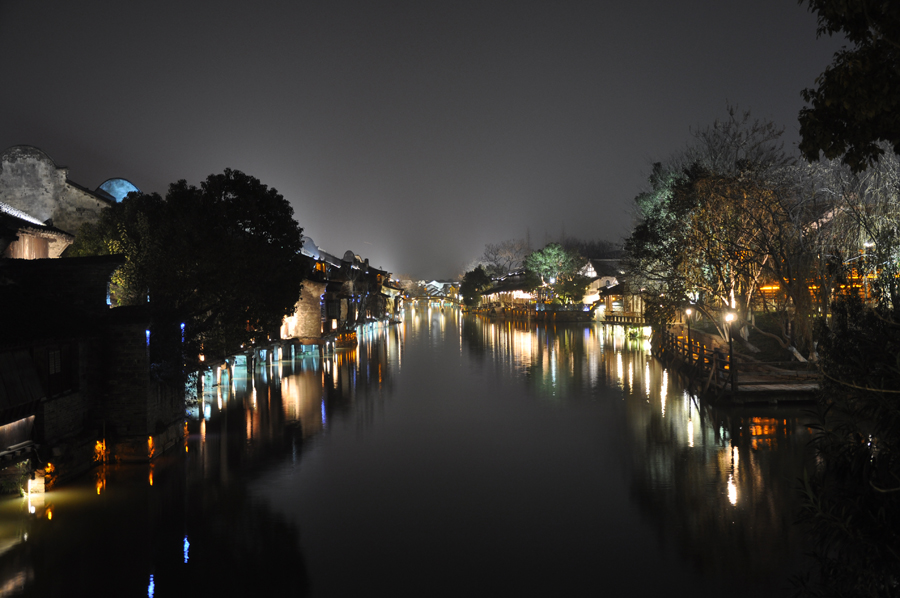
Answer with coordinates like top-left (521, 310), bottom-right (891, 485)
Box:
top-left (0, 306), bottom-right (815, 596)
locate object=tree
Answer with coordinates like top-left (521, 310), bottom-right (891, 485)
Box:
top-left (798, 295), bottom-right (900, 596)
top-left (626, 108), bottom-right (819, 346)
top-left (555, 274), bottom-right (591, 304)
top-left (524, 243), bottom-right (588, 303)
top-left (68, 169), bottom-right (306, 374)
top-left (799, 0), bottom-right (900, 172)
top-left (480, 239), bottom-right (529, 278)
top-left (560, 237), bottom-right (623, 259)
top-left (788, 149), bottom-right (900, 597)
top-left (459, 266), bottom-right (492, 307)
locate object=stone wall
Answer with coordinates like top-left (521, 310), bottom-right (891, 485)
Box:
top-left (0, 145), bottom-right (114, 234)
top-left (100, 311), bottom-right (185, 461)
top-left (281, 280), bottom-right (326, 341)
top-left (38, 392), bottom-right (85, 442)
top-left (101, 317), bottom-right (152, 438)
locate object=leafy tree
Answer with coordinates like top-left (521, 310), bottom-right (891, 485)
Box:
top-left (68, 169), bottom-right (305, 374)
top-left (459, 266), bottom-right (492, 307)
top-left (555, 274), bottom-right (591, 304)
top-left (524, 243), bottom-right (588, 303)
top-left (799, 0), bottom-right (900, 172)
top-left (626, 108), bottom-right (803, 344)
top-left (524, 243), bottom-right (582, 284)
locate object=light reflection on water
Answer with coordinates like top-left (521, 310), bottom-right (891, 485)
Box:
top-left (0, 309), bottom-right (812, 596)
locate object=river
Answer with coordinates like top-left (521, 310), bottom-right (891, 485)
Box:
top-left (0, 305), bottom-right (815, 596)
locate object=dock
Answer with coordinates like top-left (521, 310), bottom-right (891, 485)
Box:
top-left (652, 326), bottom-right (819, 404)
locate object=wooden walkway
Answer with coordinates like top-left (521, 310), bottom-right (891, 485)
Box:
top-left (602, 313), bottom-right (647, 325)
top-left (652, 326), bottom-right (818, 404)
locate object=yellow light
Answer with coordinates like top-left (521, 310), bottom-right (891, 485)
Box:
top-left (725, 312), bottom-right (735, 323)
top-left (47, 509), bottom-right (52, 521)
top-left (93, 440), bottom-right (108, 463)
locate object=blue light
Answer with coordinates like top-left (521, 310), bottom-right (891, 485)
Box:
top-left (183, 535), bottom-right (190, 563)
top-left (321, 400), bottom-right (327, 427)
top-left (145, 330), bottom-right (151, 346)
top-left (148, 574), bottom-right (155, 598)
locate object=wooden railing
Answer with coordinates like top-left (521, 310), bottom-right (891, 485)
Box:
top-left (603, 312), bottom-right (647, 325)
top-left (652, 326), bottom-right (818, 401)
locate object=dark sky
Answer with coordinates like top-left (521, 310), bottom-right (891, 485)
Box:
top-left (0, 0), bottom-right (840, 278)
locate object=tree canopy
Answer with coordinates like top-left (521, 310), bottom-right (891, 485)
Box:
top-left (459, 266), bottom-right (493, 307)
top-left (68, 169), bottom-right (306, 373)
top-left (523, 243), bottom-right (588, 304)
top-left (799, 0), bottom-right (900, 171)
top-left (479, 239), bottom-right (529, 278)
top-left (626, 109), bottom-right (802, 339)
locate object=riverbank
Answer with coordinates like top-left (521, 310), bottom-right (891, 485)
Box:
top-left (652, 324), bottom-right (819, 404)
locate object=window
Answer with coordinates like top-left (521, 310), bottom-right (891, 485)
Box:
top-left (48, 349), bottom-right (62, 375)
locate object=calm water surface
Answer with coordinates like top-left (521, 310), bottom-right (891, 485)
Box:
top-left (0, 306), bottom-right (814, 596)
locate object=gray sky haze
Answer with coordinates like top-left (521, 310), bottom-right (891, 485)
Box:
top-left (0, 0), bottom-right (841, 277)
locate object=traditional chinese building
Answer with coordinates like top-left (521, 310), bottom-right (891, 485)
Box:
top-left (0, 146), bottom-right (116, 236)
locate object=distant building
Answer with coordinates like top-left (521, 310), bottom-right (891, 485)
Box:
top-left (420, 280), bottom-right (459, 299)
top-left (0, 255), bottom-right (185, 487)
top-left (96, 178), bottom-right (140, 202)
top-left (582, 259), bottom-right (624, 306)
top-left (0, 146), bottom-right (116, 236)
top-left (0, 201), bottom-right (74, 259)
top-left (481, 272), bottom-right (535, 308)
top-left (280, 236), bottom-right (393, 347)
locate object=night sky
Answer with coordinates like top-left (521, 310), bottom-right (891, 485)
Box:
top-left (1, 1), bottom-right (841, 278)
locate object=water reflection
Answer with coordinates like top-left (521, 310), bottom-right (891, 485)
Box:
top-left (462, 318), bottom-right (652, 401)
top-left (0, 313), bottom-right (811, 596)
top-left (461, 315), bottom-right (812, 592)
top-left (0, 331), bottom-right (410, 596)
